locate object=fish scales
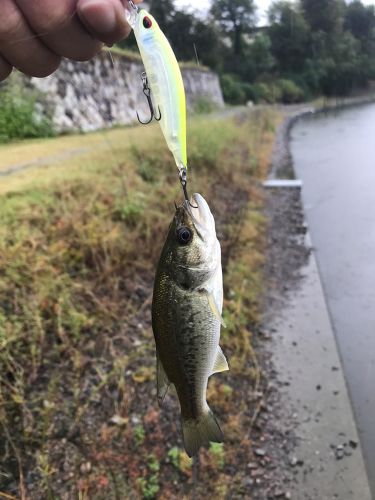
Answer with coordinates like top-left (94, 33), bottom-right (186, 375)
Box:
top-left (153, 283), bottom-right (217, 418)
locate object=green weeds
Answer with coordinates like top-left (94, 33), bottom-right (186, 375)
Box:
top-left (134, 424), bottom-right (146, 447)
top-left (137, 454), bottom-right (160, 499)
top-left (193, 97), bottom-right (217, 114)
top-left (209, 443), bottom-right (225, 470)
top-left (0, 74), bottom-right (55, 142)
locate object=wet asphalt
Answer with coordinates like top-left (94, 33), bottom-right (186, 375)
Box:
top-left (290, 103), bottom-right (375, 494)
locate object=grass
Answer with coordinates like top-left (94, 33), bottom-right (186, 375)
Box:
top-left (103, 46), bottom-right (143, 63)
top-left (0, 109), bottom-right (280, 499)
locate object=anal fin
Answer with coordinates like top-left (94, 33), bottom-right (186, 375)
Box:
top-left (157, 352), bottom-right (170, 406)
top-left (212, 346), bottom-right (229, 375)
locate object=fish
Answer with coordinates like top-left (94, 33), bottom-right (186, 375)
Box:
top-left (152, 193), bottom-right (229, 457)
top-left (127, 3), bottom-right (187, 174)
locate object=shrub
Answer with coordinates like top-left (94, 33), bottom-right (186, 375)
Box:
top-left (245, 79), bottom-right (306, 104)
top-left (277, 78), bottom-right (305, 103)
top-left (193, 96), bottom-right (216, 114)
top-left (220, 74), bottom-right (246, 104)
top-left (249, 82), bottom-right (278, 104)
top-left (0, 74), bottom-right (55, 142)
top-left (240, 82), bottom-right (257, 102)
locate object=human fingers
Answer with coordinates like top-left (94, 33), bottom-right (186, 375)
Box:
top-left (0, 0), bottom-right (60, 78)
top-left (0, 55), bottom-right (13, 82)
top-left (15, 0), bottom-right (103, 61)
top-left (77, 0), bottom-right (140, 46)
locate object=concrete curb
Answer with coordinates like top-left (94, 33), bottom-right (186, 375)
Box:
top-left (267, 221), bottom-right (372, 498)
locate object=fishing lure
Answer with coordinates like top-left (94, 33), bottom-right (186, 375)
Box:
top-left (125, 1), bottom-right (188, 196)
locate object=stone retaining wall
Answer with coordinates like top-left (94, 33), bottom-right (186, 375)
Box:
top-left (29, 51), bottom-right (224, 132)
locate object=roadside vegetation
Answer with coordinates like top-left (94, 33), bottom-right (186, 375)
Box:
top-left (120, 0), bottom-right (375, 105)
top-left (0, 75), bottom-right (55, 143)
top-left (0, 109), bottom-right (279, 498)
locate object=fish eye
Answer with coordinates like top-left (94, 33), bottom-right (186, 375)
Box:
top-left (143, 16), bottom-right (153, 29)
top-left (177, 227), bottom-right (192, 245)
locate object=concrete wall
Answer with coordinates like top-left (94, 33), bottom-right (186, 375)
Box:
top-left (30, 51), bottom-right (224, 133)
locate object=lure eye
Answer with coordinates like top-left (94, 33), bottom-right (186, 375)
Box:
top-left (143, 16), bottom-right (152, 29)
top-left (177, 227), bottom-right (192, 245)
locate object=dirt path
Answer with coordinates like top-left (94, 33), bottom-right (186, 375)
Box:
top-left (0, 147), bottom-right (91, 177)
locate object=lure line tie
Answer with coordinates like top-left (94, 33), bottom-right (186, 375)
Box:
top-left (128, 0), bottom-right (139, 13)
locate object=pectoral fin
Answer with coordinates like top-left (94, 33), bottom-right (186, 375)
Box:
top-left (212, 346), bottom-right (229, 375)
top-left (207, 293), bottom-right (226, 328)
top-left (156, 352), bottom-right (170, 406)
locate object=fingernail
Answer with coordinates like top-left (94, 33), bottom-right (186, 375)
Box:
top-left (79, 0), bottom-right (117, 34)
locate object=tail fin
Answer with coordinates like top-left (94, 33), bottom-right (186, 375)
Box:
top-left (182, 408), bottom-right (224, 457)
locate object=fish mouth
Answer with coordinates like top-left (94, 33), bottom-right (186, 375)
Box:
top-left (186, 193), bottom-right (215, 238)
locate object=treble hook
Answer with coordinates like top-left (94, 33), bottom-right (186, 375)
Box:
top-left (137, 72), bottom-right (162, 124)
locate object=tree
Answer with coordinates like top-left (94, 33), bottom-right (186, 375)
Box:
top-left (320, 31), bottom-right (362, 94)
top-left (165, 11), bottom-right (195, 61)
top-left (148, 0), bottom-right (176, 31)
top-left (301, 0), bottom-right (345, 34)
top-left (243, 34), bottom-right (275, 80)
top-left (345, 1), bottom-right (375, 82)
top-left (345, 1), bottom-right (375, 40)
top-left (268, 1), bottom-right (310, 74)
top-left (116, 0), bottom-right (375, 101)
top-left (210, 0), bottom-right (256, 56)
top-left (191, 20), bottom-right (222, 69)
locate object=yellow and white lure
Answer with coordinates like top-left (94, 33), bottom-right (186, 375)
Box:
top-left (126, 1), bottom-right (188, 188)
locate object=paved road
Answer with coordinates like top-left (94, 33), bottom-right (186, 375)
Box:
top-left (291, 103), bottom-right (375, 494)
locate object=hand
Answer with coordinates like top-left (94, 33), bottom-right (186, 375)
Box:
top-left (0, 0), bottom-right (142, 81)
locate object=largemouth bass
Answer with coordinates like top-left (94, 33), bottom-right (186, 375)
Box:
top-left (152, 193), bottom-right (229, 457)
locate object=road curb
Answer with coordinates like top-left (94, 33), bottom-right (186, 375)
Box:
top-left (266, 192), bottom-right (372, 498)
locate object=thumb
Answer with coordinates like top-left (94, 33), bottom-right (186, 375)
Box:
top-left (77, 0), bottom-right (142, 46)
